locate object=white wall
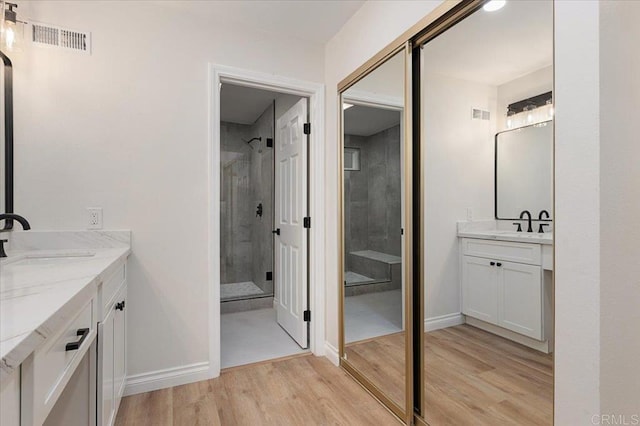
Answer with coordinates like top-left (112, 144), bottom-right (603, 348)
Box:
top-left (422, 70), bottom-right (496, 322)
top-left (324, 0), bottom-right (442, 361)
top-left (11, 0), bottom-right (323, 385)
top-left (554, 1), bottom-right (601, 422)
top-left (599, 0), bottom-right (640, 417)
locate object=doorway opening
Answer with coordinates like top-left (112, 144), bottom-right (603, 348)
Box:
top-left (219, 82), bottom-right (310, 369)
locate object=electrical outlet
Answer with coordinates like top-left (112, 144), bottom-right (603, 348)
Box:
top-left (466, 208), bottom-right (473, 221)
top-left (87, 207), bottom-right (103, 229)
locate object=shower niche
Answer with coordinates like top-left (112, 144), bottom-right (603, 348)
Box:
top-left (220, 97), bottom-right (275, 312)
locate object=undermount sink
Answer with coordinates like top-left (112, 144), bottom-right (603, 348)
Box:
top-left (5, 252), bottom-right (96, 266)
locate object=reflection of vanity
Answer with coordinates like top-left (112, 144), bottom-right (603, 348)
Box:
top-left (459, 118), bottom-right (554, 353)
top-left (458, 222), bottom-right (553, 353)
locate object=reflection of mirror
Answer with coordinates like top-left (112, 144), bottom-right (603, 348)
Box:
top-left (340, 48), bottom-right (408, 418)
top-left (496, 122), bottom-right (553, 219)
top-left (419, 1), bottom-right (553, 425)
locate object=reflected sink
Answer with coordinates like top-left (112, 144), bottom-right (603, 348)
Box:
top-left (6, 252), bottom-right (96, 266)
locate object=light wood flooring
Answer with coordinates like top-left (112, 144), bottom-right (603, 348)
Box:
top-left (116, 325), bottom-right (553, 426)
top-left (115, 354), bottom-right (399, 426)
top-left (345, 324), bottom-right (553, 425)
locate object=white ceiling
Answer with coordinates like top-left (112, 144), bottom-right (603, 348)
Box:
top-left (220, 84), bottom-right (280, 125)
top-left (162, 0), bottom-right (365, 44)
top-left (423, 0), bottom-right (553, 86)
top-left (344, 105), bottom-right (401, 137)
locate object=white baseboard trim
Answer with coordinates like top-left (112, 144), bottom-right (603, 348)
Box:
top-left (465, 317), bottom-right (551, 354)
top-left (424, 313), bottom-right (464, 332)
top-left (124, 361), bottom-right (210, 396)
top-left (324, 342), bottom-right (340, 366)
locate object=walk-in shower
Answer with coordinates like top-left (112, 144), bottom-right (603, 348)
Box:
top-left (220, 101), bottom-right (274, 311)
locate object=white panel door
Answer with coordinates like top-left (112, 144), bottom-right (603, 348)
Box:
top-left (462, 255), bottom-right (499, 325)
top-left (499, 261), bottom-right (543, 339)
top-left (275, 98), bottom-right (308, 349)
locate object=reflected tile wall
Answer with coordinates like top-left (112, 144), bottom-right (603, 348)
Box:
top-left (345, 124), bottom-right (402, 274)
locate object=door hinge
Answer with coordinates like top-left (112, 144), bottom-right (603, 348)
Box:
top-left (303, 123), bottom-right (311, 135)
top-left (266, 271), bottom-right (273, 281)
top-left (303, 310), bottom-right (311, 322)
top-left (303, 217), bottom-right (311, 228)
top-left (266, 138), bottom-right (273, 148)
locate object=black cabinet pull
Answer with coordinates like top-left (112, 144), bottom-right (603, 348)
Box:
top-left (497, 262), bottom-right (503, 267)
top-left (115, 300), bottom-right (125, 311)
top-left (65, 328), bottom-right (90, 351)
top-left (490, 261), bottom-right (496, 266)
top-left (272, 228), bottom-right (280, 235)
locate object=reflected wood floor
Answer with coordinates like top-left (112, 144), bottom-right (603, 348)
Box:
top-left (346, 324), bottom-right (553, 425)
top-left (345, 332), bottom-right (406, 409)
top-left (114, 354), bottom-right (399, 426)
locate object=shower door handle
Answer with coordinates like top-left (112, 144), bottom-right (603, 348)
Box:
top-left (272, 228), bottom-right (280, 236)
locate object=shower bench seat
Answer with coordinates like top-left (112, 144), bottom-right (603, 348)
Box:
top-left (345, 250), bottom-right (402, 295)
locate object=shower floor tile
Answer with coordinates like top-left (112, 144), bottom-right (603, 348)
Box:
top-left (221, 308), bottom-right (307, 368)
top-left (221, 281), bottom-right (264, 301)
top-left (344, 289), bottom-right (403, 343)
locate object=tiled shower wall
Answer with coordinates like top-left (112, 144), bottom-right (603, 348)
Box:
top-left (220, 104), bottom-right (274, 296)
top-left (221, 121), bottom-right (253, 284)
top-left (344, 124), bottom-right (402, 271)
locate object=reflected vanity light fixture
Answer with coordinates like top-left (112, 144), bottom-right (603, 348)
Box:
top-left (506, 91), bottom-right (553, 129)
top-left (0, 1), bottom-right (25, 52)
top-left (483, 0), bottom-right (506, 12)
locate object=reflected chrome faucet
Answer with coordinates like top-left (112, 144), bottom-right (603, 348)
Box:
top-left (519, 210), bottom-right (533, 233)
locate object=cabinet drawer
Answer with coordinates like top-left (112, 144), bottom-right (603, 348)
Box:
top-left (462, 238), bottom-right (541, 265)
top-left (23, 296), bottom-right (97, 425)
top-left (101, 263), bottom-right (126, 316)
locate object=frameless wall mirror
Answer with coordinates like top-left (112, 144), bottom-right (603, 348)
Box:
top-left (496, 121), bottom-right (553, 219)
top-left (418, 0), bottom-right (554, 424)
top-left (340, 47), bottom-right (410, 420)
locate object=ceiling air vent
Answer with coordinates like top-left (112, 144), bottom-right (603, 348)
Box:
top-left (31, 22), bottom-right (91, 55)
top-left (471, 108), bottom-right (490, 121)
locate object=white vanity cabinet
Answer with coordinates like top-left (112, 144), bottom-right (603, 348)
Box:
top-left (21, 291), bottom-right (98, 426)
top-left (1, 368), bottom-right (21, 426)
top-left (97, 264), bottom-right (128, 426)
top-left (461, 238), bottom-right (545, 341)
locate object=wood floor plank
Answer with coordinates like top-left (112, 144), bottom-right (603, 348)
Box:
top-left (116, 324), bottom-right (552, 426)
top-left (116, 355), bottom-right (398, 426)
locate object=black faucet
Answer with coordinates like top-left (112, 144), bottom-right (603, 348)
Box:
top-left (519, 210), bottom-right (533, 233)
top-left (0, 213), bottom-right (31, 258)
top-left (0, 213), bottom-right (31, 231)
top-left (538, 210), bottom-right (551, 233)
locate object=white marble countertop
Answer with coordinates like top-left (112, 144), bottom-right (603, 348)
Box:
top-left (457, 220), bottom-right (553, 245)
top-left (0, 231), bottom-right (131, 383)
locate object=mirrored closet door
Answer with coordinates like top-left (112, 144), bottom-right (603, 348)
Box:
top-left (339, 46), bottom-right (413, 422)
top-left (337, 1), bottom-right (555, 425)
top-left (416, 1), bottom-right (554, 424)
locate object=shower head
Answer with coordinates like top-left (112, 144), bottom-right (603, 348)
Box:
top-left (243, 137), bottom-right (262, 149)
